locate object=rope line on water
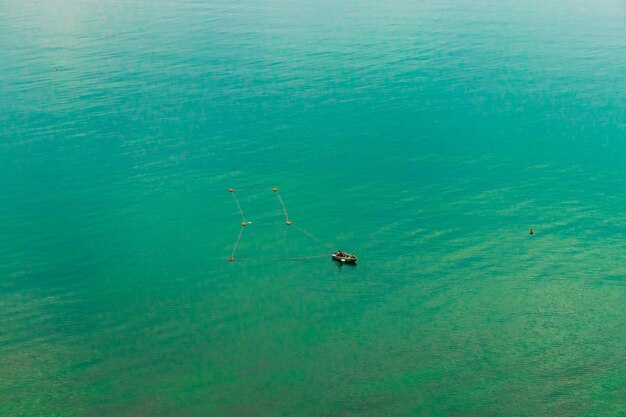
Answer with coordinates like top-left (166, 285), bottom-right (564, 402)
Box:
top-left (273, 188), bottom-right (291, 224)
top-left (294, 225), bottom-right (335, 251)
top-left (232, 254), bottom-right (331, 261)
top-left (227, 187), bottom-right (342, 263)
top-left (273, 188), bottom-right (334, 249)
top-left (229, 226), bottom-right (245, 260)
top-left (229, 189), bottom-right (246, 223)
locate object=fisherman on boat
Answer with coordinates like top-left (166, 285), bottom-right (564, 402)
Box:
top-left (332, 250), bottom-right (357, 264)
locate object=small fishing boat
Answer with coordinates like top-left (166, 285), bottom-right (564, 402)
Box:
top-left (332, 251), bottom-right (357, 264)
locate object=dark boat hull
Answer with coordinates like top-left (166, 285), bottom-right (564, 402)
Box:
top-left (332, 254), bottom-right (357, 264)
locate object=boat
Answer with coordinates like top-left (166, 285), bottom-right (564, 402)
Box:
top-left (332, 251), bottom-right (357, 264)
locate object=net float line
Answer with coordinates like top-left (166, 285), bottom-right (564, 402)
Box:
top-left (228, 188), bottom-right (247, 226)
top-left (230, 254), bottom-right (331, 261)
top-left (293, 224), bottom-right (335, 251)
top-left (271, 188), bottom-right (336, 250)
top-left (227, 187), bottom-right (248, 261)
top-left (272, 188), bottom-right (291, 225)
top-left (228, 226), bottom-right (245, 261)
top-left (226, 187), bottom-right (340, 262)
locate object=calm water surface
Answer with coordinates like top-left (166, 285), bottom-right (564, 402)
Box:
top-left (1, 0), bottom-right (625, 416)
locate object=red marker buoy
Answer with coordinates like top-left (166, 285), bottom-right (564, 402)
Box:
top-left (241, 221), bottom-right (247, 227)
top-left (228, 188), bottom-right (234, 193)
top-left (529, 229), bottom-right (534, 235)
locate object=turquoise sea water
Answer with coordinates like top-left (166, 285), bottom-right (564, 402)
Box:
top-left (1, 0), bottom-right (625, 415)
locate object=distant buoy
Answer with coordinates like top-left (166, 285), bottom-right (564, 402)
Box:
top-left (229, 188), bottom-right (234, 193)
top-left (272, 188), bottom-right (278, 192)
top-left (529, 229), bottom-right (534, 235)
top-left (286, 220), bottom-right (292, 225)
top-left (241, 221), bottom-right (247, 227)
top-left (228, 257), bottom-right (235, 261)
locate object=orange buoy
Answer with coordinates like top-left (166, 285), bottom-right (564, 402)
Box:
top-left (228, 188), bottom-right (234, 193)
top-left (272, 187), bottom-right (278, 192)
top-left (286, 220), bottom-right (292, 225)
top-left (228, 257), bottom-right (235, 261)
top-left (241, 221), bottom-right (247, 227)
top-left (529, 228), bottom-right (534, 235)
